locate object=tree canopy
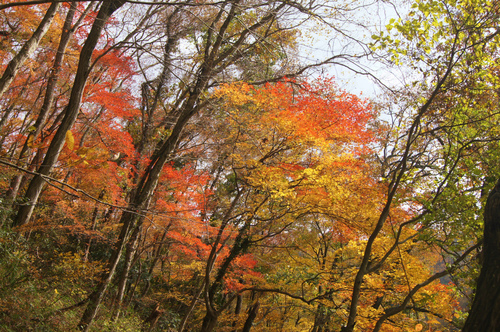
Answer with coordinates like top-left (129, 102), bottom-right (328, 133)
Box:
top-left (0, 0), bottom-right (499, 331)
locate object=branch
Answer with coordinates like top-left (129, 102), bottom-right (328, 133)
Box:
top-left (372, 241), bottom-right (482, 332)
top-left (238, 287), bottom-right (335, 305)
top-left (0, 158), bottom-right (148, 219)
top-left (0, 0), bottom-right (228, 11)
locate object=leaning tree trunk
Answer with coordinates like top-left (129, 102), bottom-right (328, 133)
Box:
top-left (462, 179), bottom-right (500, 331)
top-left (242, 300), bottom-right (260, 332)
top-left (0, 1), bottom-right (60, 101)
top-left (13, 0), bottom-right (125, 228)
top-left (4, 2), bottom-right (78, 209)
top-left (112, 223), bottom-right (141, 321)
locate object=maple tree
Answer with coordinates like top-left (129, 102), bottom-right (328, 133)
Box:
top-left (2, 0), bottom-right (500, 331)
top-left (0, 2), bottom-right (60, 100)
top-left (14, 0), bottom-right (126, 228)
top-left (172, 78), bottom-right (377, 331)
top-left (344, 0), bottom-right (500, 331)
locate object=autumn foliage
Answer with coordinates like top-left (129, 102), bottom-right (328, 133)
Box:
top-left (0, 1), bottom-right (493, 332)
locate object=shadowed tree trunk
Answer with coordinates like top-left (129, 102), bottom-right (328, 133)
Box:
top-left (231, 294), bottom-right (242, 332)
top-left (112, 222), bottom-right (141, 321)
top-left (3, 2), bottom-right (78, 209)
top-left (0, 1), bottom-right (60, 100)
top-left (463, 179), bottom-right (500, 331)
top-left (242, 299), bottom-right (260, 332)
top-left (13, 0), bottom-right (125, 228)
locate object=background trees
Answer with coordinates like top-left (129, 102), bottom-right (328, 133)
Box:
top-left (0, 0), bottom-right (499, 331)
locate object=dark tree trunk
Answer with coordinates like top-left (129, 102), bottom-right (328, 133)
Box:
top-left (13, 0), bottom-right (125, 228)
top-left (231, 294), bottom-right (242, 332)
top-left (463, 179), bottom-right (500, 331)
top-left (113, 223), bottom-right (141, 320)
top-left (0, 2), bottom-right (60, 99)
top-left (200, 312), bottom-right (219, 332)
top-left (242, 301), bottom-right (260, 332)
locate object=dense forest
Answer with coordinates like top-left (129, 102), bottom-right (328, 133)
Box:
top-left (1, 0), bottom-right (499, 331)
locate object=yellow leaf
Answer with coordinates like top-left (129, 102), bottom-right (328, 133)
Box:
top-left (27, 135), bottom-right (34, 148)
top-left (66, 130), bottom-right (74, 151)
top-left (415, 324), bottom-right (423, 331)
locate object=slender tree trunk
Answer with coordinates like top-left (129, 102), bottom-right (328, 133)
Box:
top-left (200, 228), bottom-right (251, 332)
top-left (32, 2), bottom-right (78, 142)
top-left (4, 2), bottom-right (78, 220)
top-left (242, 301), bottom-right (260, 332)
top-left (13, 0), bottom-right (125, 228)
top-left (78, 209), bottom-right (137, 331)
top-left (112, 224), bottom-right (141, 321)
top-left (0, 105), bottom-right (14, 141)
top-left (125, 255), bottom-right (143, 308)
top-left (0, 2), bottom-right (60, 100)
top-left (140, 229), bottom-right (169, 299)
top-left (463, 179), bottom-right (500, 331)
top-left (231, 294), bottom-right (242, 332)
top-left (83, 189), bottom-right (105, 262)
top-left (178, 283), bottom-right (205, 332)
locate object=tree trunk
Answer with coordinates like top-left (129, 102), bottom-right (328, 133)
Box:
top-left (231, 294), bottom-right (242, 332)
top-left (78, 209), bottom-right (137, 331)
top-left (113, 224), bottom-right (141, 321)
top-left (200, 311), bottom-right (219, 332)
top-left (83, 189), bottom-right (105, 262)
top-left (6, 2), bottom-right (78, 207)
top-left (178, 283), bottom-right (205, 332)
top-left (242, 301), bottom-right (260, 332)
top-left (140, 229), bottom-right (169, 299)
top-left (463, 179), bottom-right (500, 331)
top-left (0, 2), bottom-right (60, 99)
top-left (13, 0), bottom-right (125, 228)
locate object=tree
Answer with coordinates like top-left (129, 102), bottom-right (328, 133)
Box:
top-left (462, 179), bottom-right (500, 331)
top-left (0, 1), bottom-right (60, 100)
top-left (14, 0), bottom-right (126, 227)
top-left (190, 78), bottom-right (378, 331)
top-left (337, 0), bottom-right (500, 330)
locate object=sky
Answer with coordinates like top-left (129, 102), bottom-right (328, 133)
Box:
top-left (293, 0), bottom-right (409, 98)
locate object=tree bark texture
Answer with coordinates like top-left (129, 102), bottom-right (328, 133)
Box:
top-left (0, 2), bottom-right (60, 100)
top-left (5, 2), bottom-right (77, 211)
top-left (200, 311), bottom-right (219, 332)
top-left (463, 179), bottom-right (500, 331)
top-left (13, 0), bottom-right (125, 228)
top-left (112, 224), bottom-right (141, 321)
top-left (242, 301), bottom-right (260, 332)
